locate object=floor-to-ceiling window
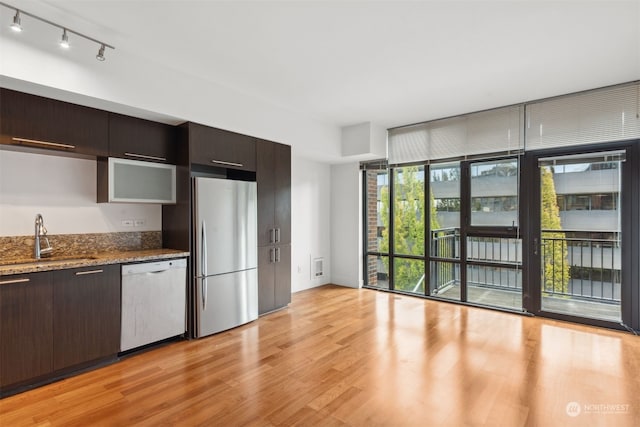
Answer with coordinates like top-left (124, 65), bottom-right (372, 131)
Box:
top-left (465, 158), bottom-right (522, 310)
top-left (363, 82), bottom-right (640, 332)
top-left (391, 165), bottom-right (426, 293)
top-left (363, 163), bottom-right (390, 290)
top-left (429, 162), bottom-right (461, 301)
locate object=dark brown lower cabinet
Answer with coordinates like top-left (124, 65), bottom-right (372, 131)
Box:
top-left (0, 272), bottom-right (53, 389)
top-left (274, 245), bottom-right (292, 309)
top-left (258, 244), bottom-right (291, 315)
top-left (53, 265), bottom-right (121, 370)
top-left (258, 247), bottom-right (276, 313)
top-left (0, 264), bottom-right (121, 395)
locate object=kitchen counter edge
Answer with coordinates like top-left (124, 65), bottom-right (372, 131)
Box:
top-left (0, 249), bottom-right (190, 276)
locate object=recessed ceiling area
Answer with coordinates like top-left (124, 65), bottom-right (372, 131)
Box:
top-left (1, 0), bottom-right (639, 161)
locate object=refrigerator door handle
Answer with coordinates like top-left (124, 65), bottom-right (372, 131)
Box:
top-left (275, 247), bottom-right (281, 263)
top-left (275, 228), bottom-right (281, 244)
top-left (201, 220), bottom-right (208, 310)
top-left (270, 228), bottom-right (275, 244)
top-left (201, 220), bottom-right (208, 277)
top-left (269, 247), bottom-right (275, 263)
top-left (202, 277), bottom-right (208, 311)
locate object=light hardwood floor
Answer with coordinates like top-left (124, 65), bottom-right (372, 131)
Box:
top-left (1, 284), bottom-right (639, 426)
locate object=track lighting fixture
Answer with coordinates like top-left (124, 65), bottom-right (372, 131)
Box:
top-left (60, 28), bottom-right (69, 49)
top-left (96, 44), bottom-right (105, 61)
top-left (10, 8), bottom-right (20, 31)
top-left (1, 1), bottom-right (114, 61)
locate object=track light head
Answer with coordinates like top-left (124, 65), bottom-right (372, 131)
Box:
top-left (96, 44), bottom-right (105, 61)
top-left (3, 3), bottom-right (113, 62)
top-left (60, 29), bottom-right (69, 48)
top-left (10, 10), bottom-right (21, 32)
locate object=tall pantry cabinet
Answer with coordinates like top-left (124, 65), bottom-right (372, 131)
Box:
top-left (256, 139), bottom-right (291, 314)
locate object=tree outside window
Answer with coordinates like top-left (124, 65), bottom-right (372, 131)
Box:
top-left (380, 166), bottom-right (440, 292)
top-left (541, 167), bottom-right (570, 294)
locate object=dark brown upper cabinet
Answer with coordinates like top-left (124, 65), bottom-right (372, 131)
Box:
top-left (0, 88), bottom-right (108, 157)
top-left (257, 139), bottom-right (291, 246)
top-left (108, 113), bottom-right (178, 164)
top-left (188, 122), bottom-right (256, 172)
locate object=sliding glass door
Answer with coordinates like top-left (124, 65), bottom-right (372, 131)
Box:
top-left (525, 147), bottom-right (631, 325)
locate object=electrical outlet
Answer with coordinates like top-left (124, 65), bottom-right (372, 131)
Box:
top-left (121, 219), bottom-right (134, 227)
top-left (134, 219), bottom-right (145, 227)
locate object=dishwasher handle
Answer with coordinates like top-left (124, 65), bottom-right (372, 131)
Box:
top-left (146, 269), bottom-right (171, 274)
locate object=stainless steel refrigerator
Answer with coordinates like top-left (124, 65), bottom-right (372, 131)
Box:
top-left (193, 177), bottom-right (258, 338)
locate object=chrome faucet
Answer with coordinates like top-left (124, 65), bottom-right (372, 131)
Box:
top-left (34, 213), bottom-right (53, 259)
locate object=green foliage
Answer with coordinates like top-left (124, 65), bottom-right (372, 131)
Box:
top-left (392, 166), bottom-right (425, 258)
top-left (380, 185), bottom-right (389, 254)
top-left (540, 167), bottom-right (570, 293)
top-left (379, 166), bottom-right (440, 293)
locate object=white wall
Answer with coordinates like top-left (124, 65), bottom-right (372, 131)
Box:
top-left (0, 150), bottom-right (161, 236)
top-left (291, 153), bottom-right (332, 292)
top-left (330, 162), bottom-right (362, 288)
top-left (0, 32), bottom-right (342, 162)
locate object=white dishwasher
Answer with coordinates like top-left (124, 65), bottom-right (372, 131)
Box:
top-left (121, 258), bottom-right (187, 352)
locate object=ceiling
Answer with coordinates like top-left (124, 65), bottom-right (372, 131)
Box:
top-left (3, 1), bottom-right (640, 140)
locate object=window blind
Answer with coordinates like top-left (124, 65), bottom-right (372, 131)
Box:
top-left (388, 105), bottom-right (523, 165)
top-left (387, 123), bottom-right (430, 164)
top-left (525, 83), bottom-right (640, 151)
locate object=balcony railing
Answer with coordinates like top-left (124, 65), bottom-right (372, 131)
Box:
top-left (541, 231), bottom-right (620, 302)
top-left (429, 228), bottom-right (621, 304)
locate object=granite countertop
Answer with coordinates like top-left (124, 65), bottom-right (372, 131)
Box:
top-left (0, 248), bottom-right (190, 276)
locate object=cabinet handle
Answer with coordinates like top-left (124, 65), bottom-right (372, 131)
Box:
top-left (210, 159), bottom-right (243, 168)
top-left (275, 228), bottom-right (281, 244)
top-left (124, 152), bottom-right (167, 162)
top-left (0, 278), bottom-right (30, 285)
top-left (270, 228), bottom-right (276, 244)
top-left (75, 269), bottom-right (103, 276)
top-left (269, 248), bottom-right (275, 263)
top-left (12, 137), bottom-right (75, 150)
top-left (275, 247), bottom-right (281, 263)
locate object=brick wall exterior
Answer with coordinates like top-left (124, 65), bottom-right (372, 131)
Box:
top-left (366, 170), bottom-right (380, 286)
